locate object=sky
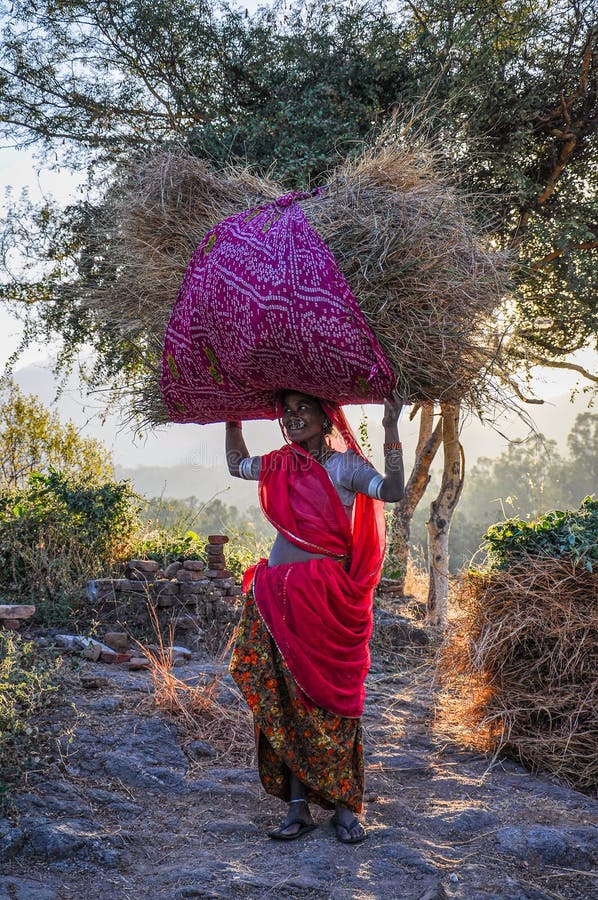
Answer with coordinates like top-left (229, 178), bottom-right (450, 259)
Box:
top-left (1, 146), bottom-right (596, 477)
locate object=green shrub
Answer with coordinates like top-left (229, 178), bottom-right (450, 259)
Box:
top-left (0, 632), bottom-right (61, 805)
top-left (482, 496), bottom-right (597, 572)
top-left (131, 528), bottom-right (206, 566)
top-left (0, 470), bottom-right (140, 625)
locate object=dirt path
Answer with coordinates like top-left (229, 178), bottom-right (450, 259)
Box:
top-left (1, 642), bottom-right (596, 900)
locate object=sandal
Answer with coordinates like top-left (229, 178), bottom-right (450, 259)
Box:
top-left (267, 821), bottom-right (317, 841)
top-left (331, 813), bottom-right (367, 844)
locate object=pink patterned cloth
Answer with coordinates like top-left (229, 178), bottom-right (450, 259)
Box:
top-left (161, 191), bottom-right (395, 423)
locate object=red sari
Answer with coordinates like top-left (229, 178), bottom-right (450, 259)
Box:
top-left (231, 405), bottom-right (385, 811)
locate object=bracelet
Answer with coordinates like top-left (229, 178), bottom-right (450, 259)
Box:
top-left (384, 441), bottom-right (402, 450)
top-left (225, 420), bottom-right (242, 429)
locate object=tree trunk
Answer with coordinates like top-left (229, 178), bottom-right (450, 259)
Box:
top-left (426, 402), bottom-right (465, 627)
top-left (390, 402), bottom-right (443, 593)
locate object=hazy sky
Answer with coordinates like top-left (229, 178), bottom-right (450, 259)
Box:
top-left (1, 147), bottom-right (595, 471)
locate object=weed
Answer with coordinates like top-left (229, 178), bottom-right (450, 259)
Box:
top-left (0, 632), bottom-right (61, 807)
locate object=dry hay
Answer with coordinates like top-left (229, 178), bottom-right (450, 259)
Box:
top-left (89, 132), bottom-right (511, 422)
top-left (435, 556), bottom-right (598, 791)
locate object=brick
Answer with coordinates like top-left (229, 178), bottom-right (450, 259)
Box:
top-left (163, 562), bottom-right (182, 578)
top-left (155, 594), bottom-right (175, 608)
top-left (213, 578), bottom-right (235, 588)
top-left (207, 535), bottom-right (229, 545)
top-left (112, 578), bottom-right (148, 592)
top-left (103, 632), bottom-right (130, 652)
top-left (152, 581), bottom-right (178, 597)
top-left (183, 559), bottom-right (205, 572)
top-left (1, 618), bottom-right (20, 630)
top-left (175, 569), bottom-right (193, 583)
top-left (226, 585), bottom-right (243, 596)
top-left (204, 569), bottom-right (224, 578)
top-left (126, 559), bottom-right (160, 573)
top-left (0, 604), bottom-right (35, 620)
top-left (100, 650), bottom-right (118, 664)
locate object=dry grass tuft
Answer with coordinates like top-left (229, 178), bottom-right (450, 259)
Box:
top-left (88, 127), bottom-right (511, 424)
top-left (138, 608), bottom-right (254, 767)
top-left (435, 556), bottom-right (598, 791)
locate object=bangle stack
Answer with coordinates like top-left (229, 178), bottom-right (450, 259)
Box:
top-left (384, 441), bottom-right (402, 451)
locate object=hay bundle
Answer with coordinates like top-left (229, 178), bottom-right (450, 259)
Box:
top-left (89, 134), bottom-right (510, 422)
top-left (436, 557), bottom-right (598, 790)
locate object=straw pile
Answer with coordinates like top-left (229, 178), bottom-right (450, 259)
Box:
top-left (87, 134), bottom-right (510, 422)
top-left (436, 557), bottom-right (598, 791)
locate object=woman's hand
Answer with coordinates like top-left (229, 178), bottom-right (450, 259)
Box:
top-left (382, 396), bottom-right (403, 430)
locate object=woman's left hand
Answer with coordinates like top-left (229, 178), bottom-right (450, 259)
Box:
top-left (382, 396), bottom-right (403, 429)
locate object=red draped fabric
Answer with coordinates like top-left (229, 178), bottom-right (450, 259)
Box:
top-left (242, 405), bottom-right (386, 718)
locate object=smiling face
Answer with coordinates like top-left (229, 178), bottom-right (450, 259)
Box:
top-left (281, 392), bottom-right (327, 447)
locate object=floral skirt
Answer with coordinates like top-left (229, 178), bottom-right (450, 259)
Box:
top-left (230, 590), bottom-right (364, 813)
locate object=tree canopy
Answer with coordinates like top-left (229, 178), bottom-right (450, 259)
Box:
top-left (0, 0), bottom-right (596, 389)
top-left (0, 380), bottom-right (113, 487)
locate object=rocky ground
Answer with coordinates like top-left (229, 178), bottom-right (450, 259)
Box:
top-left (1, 624), bottom-right (597, 900)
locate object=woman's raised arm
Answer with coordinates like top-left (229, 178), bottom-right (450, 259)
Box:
top-left (225, 421), bottom-right (250, 477)
top-left (378, 397), bottom-right (405, 503)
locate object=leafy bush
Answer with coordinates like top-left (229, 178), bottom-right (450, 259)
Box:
top-left (482, 496), bottom-right (597, 572)
top-left (0, 632), bottom-right (61, 804)
top-left (0, 471), bottom-right (140, 625)
top-left (131, 528), bottom-right (206, 566)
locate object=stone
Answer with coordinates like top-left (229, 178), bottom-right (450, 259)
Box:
top-left (183, 559), bottom-right (205, 571)
top-left (103, 631), bottom-right (130, 652)
top-left (0, 618), bottom-right (20, 630)
top-left (112, 578), bottom-right (148, 592)
top-left (213, 577), bottom-right (235, 588)
top-left (186, 740), bottom-right (217, 760)
top-left (226, 585), bottom-right (243, 596)
top-left (27, 819), bottom-right (96, 860)
top-left (155, 593), bottom-right (176, 608)
top-left (207, 535), bottom-right (229, 544)
top-left (80, 674), bottom-right (109, 689)
top-left (0, 604), bottom-right (35, 619)
top-left (0, 878), bottom-right (58, 900)
top-left (170, 645), bottom-right (192, 660)
top-left (80, 642), bottom-right (102, 661)
top-left (176, 569), bottom-right (193, 582)
top-left (0, 817), bottom-right (25, 860)
top-left (164, 561), bottom-right (183, 578)
top-left (204, 569), bottom-right (223, 578)
top-left (126, 559), bottom-right (160, 573)
top-left (129, 657), bottom-right (150, 670)
top-left (495, 826), bottom-right (573, 865)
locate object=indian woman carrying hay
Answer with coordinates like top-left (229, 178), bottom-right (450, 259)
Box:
top-left (227, 391), bottom-right (404, 843)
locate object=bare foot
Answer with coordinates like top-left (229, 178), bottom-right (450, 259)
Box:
top-left (268, 799), bottom-right (316, 840)
top-left (332, 806), bottom-right (367, 844)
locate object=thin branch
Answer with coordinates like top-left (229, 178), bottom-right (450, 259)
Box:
top-left (530, 357), bottom-right (598, 384)
top-left (531, 240), bottom-right (598, 270)
top-left (505, 377), bottom-right (545, 405)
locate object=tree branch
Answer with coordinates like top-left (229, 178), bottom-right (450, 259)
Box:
top-left (530, 357), bottom-right (598, 384)
top-left (531, 240), bottom-right (598, 270)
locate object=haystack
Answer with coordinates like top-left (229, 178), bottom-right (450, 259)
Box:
top-left (87, 133), bottom-right (510, 424)
top-left (436, 554), bottom-right (598, 791)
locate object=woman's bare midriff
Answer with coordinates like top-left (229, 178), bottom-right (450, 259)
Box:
top-left (268, 532), bottom-right (328, 567)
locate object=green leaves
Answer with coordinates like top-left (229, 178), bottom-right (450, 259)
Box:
top-left (482, 496), bottom-right (598, 571)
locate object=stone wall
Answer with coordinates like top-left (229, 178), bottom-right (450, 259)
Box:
top-left (87, 536), bottom-right (243, 648)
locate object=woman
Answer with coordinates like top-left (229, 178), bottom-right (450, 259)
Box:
top-left (226, 391), bottom-right (404, 843)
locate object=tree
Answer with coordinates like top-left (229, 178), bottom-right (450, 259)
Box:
top-left (0, 380), bottom-right (113, 488)
top-left (1, 1), bottom-right (596, 622)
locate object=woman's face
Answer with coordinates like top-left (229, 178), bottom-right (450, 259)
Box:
top-left (281, 392), bottom-right (326, 444)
